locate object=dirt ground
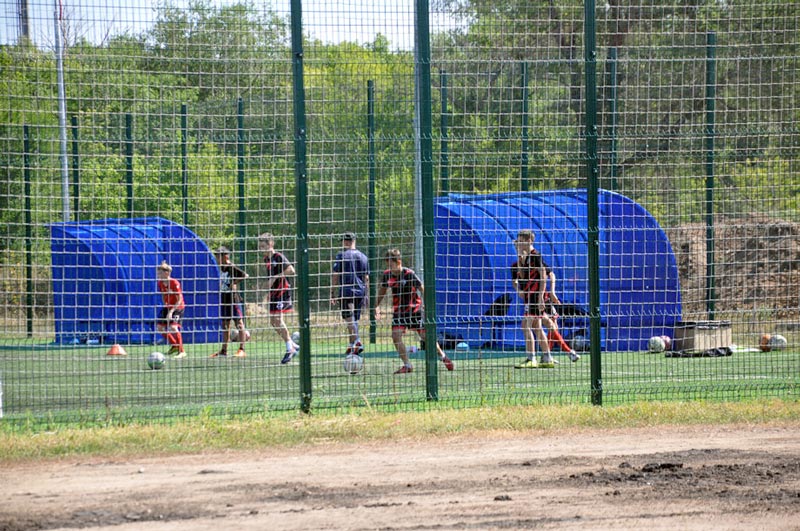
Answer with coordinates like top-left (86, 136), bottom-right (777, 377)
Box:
top-left (2, 423), bottom-right (799, 531)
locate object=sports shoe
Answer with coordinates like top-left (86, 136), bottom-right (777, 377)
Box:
top-left (441, 355), bottom-right (454, 371)
top-left (569, 350), bottom-right (581, 362)
top-left (174, 351), bottom-right (187, 359)
top-left (234, 348), bottom-right (246, 358)
top-left (353, 340), bottom-right (364, 355)
top-left (167, 346), bottom-right (179, 356)
top-left (514, 358), bottom-right (538, 369)
top-left (209, 350), bottom-right (227, 358)
top-left (394, 365), bottom-right (413, 374)
top-left (539, 355), bottom-right (556, 368)
top-left (281, 350), bottom-right (296, 364)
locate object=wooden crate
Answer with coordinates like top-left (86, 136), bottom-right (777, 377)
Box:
top-left (673, 321), bottom-right (732, 352)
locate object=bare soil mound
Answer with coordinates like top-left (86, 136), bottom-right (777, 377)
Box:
top-left (665, 215), bottom-right (800, 320)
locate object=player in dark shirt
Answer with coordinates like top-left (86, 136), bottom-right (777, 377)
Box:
top-left (375, 248), bottom-right (454, 374)
top-left (330, 232), bottom-right (370, 358)
top-left (511, 230), bottom-right (553, 368)
top-left (210, 246), bottom-right (249, 358)
top-left (259, 233), bottom-right (300, 364)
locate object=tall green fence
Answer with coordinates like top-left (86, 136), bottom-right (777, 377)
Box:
top-left (0, 0), bottom-right (798, 425)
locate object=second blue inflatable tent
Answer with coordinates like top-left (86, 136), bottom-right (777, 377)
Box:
top-left (434, 189), bottom-right (682, 352)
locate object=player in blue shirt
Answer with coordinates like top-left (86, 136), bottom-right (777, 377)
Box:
top-left (330, 232), bottom-right (370, 359)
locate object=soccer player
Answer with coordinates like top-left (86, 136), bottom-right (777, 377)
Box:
top-left (541, 262), bottom-right (580, 363)
top-left (374, 248), bottom-right (454, 374)
top-left (156, 260), bottom-right (186, 359)
top-left (510, 230), bottom-right (554, 368)
top-left (258, 232), bottom-right (300, 364)
top-left (210, 246), bottom-right (249, 358)
top-left (330, 232), bottom-right (370, 360)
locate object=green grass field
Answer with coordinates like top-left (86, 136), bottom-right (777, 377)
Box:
top-left (1, 336), bottom-right (797, 427)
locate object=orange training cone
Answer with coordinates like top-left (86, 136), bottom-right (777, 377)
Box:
top-left (106, 343), bottom-right (127, 356)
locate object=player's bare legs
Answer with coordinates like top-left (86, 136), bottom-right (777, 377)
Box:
top-left (269, 313), bottom-right (290, 342)
top-left (541, 313), bottom-right (580, 362)
top-left (532, 317), bottom-right (553, 366)
top-left (521, 315), bottom-right (536, 356)
top-left (273, 313), bottom-right (299, 364)
top-left (391, 328), bottom-right (412, 368)
top-left (516, 315), bottom-right (550, 368)
top-left (416, 328), bottom-right (454, 371)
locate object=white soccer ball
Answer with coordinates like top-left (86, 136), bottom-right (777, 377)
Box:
top-left (291, 331), bottom-right (301, 345)
top-left (660, 335), bottom-right (672, 351)
top-left (455, 342), bottom-right (470, 353)
top-left (648, 336), bottom-right (666, 353)
top-left (343, 353), bottom-right (363, 374)
top-left (571, 335), bottom-right (589, 352)
top-left (229, 328), bottom-right (250, 342)
top-left (147, 351), bottom-right (165, 370)
top-left (769, 334), bottom-right (788, 351)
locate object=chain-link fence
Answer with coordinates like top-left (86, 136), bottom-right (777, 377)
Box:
top-left (1, 0), bottom-right (797, 425)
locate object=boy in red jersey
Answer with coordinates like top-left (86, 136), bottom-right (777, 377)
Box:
top-left (156, 260), bottom-right (186, 359)
top-left (258, 233), bottom-right (300, 364)
top-left (510, 230), bottom-right (552, 368)
top-left (374, 248), bottom-right (453, 374)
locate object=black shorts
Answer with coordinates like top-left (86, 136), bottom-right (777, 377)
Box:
top-left (392, 312), bottom-right (422, 331)
top-left (523, 293), bottom-right (544, 317)
top-left (221, 302), bottom-right (245, 323)
top-left (158, 307), bottom-right (184, 327)
top-left (269, 293), bottom-right (293, 314)
top-left (340, 296), bottom-right (365, 321)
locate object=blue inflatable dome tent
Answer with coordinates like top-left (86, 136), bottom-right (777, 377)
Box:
top-left (434, 190), bottom-right (681, 351)
top-left (49, 217), bottom-right (220, 345)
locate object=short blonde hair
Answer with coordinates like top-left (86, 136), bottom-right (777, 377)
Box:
top-left (258, 232), bottom-right (274, 244)
top-left (157, 260), bottom-right (172, 273)
top-left (515, 229), bottom-right (534, 242)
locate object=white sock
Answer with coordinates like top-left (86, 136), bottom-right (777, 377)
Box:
top-left (286, 340), bottom-right (294, 351)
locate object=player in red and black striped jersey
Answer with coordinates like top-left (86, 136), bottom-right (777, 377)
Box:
top-left (541, 261), bottom-right (580, 363)
top-left (259, 233), bottom-right (300, 364)
top-left (156, 260), bottom-right (186, 358)
top-left (510, 230), bottom-right (553, 368)
top-left (375, 248), bottom-right (454, 374)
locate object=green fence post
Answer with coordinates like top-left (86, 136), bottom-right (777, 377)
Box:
top-left (439, 69), bottom-right (449, 194)
top-left (705, 32), bottom-right (717, 320)
top-left (70, 116), bottom-right (80, 220)
top-left (237, 97), bottom-right (246, 267)
top-left (290, 0), bottom-right (312, 413)
top-left (23, 125), bottom-right (33, 338)
top-left (125, 113), bottom-right (134, 217)
top-left (606, 47), bottom-right (618, 191)
top-left (416, 0), bottom-right (439, 401)
top-left (367, 80), bottom-right (377, 345)
top-left (181, 104), bottom-right (189, 227)
top-left (520, 61), bottom-right (530, 192)
top-left (584, 0), bottom-right (602, 405)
